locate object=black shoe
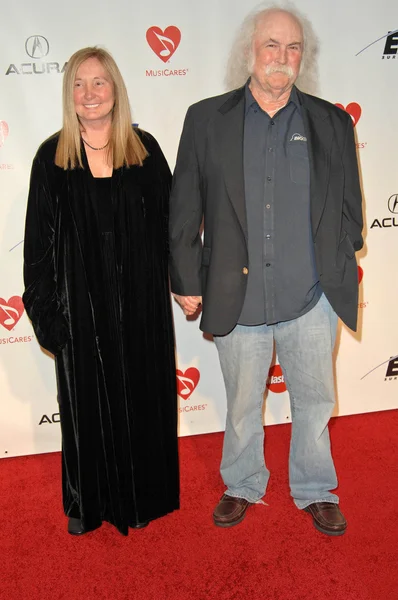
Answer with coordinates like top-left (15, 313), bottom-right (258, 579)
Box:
top-left (132, 521), bottom-right (149, 529)
top-left (68, 517), bottom-right (86, 535)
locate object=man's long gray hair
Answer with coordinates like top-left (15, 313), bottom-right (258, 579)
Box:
top-left (225, 2), bottom-right (319, 94)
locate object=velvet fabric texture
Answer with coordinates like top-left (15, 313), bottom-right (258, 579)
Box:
top-left (23, 130), bottom-right (179, 535)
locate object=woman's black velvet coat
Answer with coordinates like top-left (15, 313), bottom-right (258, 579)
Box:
top-left (23, 130), bottom-right (179, 534)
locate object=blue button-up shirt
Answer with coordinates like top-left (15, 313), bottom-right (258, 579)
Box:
top-left (239, 84), bottom-right (321, 325)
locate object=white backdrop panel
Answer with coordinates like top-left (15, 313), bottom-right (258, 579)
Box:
top-left (1, 0), bottom-right (397, 457)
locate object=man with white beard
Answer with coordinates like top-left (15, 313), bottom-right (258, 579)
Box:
top-left (169, 5), bottom-right (363, 536)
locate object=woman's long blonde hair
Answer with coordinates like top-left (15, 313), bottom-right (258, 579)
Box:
top-left (55, 47), bottom-right (148, 170)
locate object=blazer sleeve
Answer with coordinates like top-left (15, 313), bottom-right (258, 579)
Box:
top-left (169, 107), bottom-right (203, 296)
top-left (22, 154), bottom-right (70, 355)
top-left (341, 117), bottom-right (364, 252)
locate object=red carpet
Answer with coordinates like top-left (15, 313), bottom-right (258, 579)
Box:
top-left (1, 410), bottom-right (397, 600)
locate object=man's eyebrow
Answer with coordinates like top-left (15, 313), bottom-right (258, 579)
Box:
top-left (265, 38), bottom-right (302, 46)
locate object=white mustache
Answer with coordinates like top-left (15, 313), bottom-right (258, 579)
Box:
top-left (265, 65), bottom-right (294, 77)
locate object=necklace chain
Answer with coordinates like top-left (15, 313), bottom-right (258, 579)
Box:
top-left (82, 137), bottom-right (109, 151)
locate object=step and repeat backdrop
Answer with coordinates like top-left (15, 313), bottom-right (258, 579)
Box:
top-left (1, 1), bottom-right (397, 458)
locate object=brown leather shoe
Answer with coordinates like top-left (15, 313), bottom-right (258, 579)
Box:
top-left (213, 494), bottom-right (251, 528)
top-left (304, 502), bottom-right (347, 536)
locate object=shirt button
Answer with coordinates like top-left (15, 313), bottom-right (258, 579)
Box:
top-left (266, 204), bottom-right (271, 209)
top-left (242, 267), bottom-right (249, 275)
top-left (270, 120), bottom-right (275, 125)
top-left (268, 148), bottom-right (273, 152)
top-left (266, 234), bottom-right (271, 239)
top-left (266, 263), bottom-right (271, 267)
top-left (267, 176), bottom-right (271, 181)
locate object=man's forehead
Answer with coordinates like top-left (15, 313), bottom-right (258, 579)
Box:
top-left (255, 11), bottom-right (303, 40)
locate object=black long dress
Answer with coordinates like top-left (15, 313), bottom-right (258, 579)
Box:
top-left (23, 130), bottom-right (179, 534)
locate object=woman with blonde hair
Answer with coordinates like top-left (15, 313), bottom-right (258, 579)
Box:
top-left (23, 47), bottom-right (179, 535)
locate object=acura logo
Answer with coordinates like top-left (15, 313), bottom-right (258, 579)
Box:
top-left (25, 35), bottom-right (49, 59)
top-left (388, 194), bottom-right (398, 214)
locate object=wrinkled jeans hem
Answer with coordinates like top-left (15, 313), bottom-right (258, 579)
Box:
top-left (224, 490), bottom-right (265, 504)
top-left (295, 497), bottom-right (339, 510)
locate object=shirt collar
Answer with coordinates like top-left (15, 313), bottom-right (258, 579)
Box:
top-left (244, 79), bottom-right (300, 115)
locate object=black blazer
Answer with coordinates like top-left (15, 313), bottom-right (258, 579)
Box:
top-left (169, 86), bottom-right (364, 334)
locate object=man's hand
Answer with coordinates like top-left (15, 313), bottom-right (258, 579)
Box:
top-left (173, 294), bottom-right (202, 316)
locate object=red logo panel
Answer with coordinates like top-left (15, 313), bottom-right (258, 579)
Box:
top-left (335, 102), bottom-right (362, 126)
top-left (0, 121), bottom-right (9, 147)
top-left (146, 26), bottom-right (181, 62)
top-left (176, 367), bottom-right (200, 400)
top-left (358, 266), bottom-right (364, 284)
top-left (0, 296), bottom-right (25, 331)
top-left (266, 364), bottom-right (287, 394)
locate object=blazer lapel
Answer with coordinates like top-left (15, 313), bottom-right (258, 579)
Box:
top-left (216, 88), bottom-right (247, 240)
top-left (298, 91), bottom-right (334, 238)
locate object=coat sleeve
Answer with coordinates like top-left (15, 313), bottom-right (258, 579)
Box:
top-left (146, 132), bottom-right (173, 257)
top-left (169, 107), bottom-right (203, 296)
top-left (22, 154), bottom-right (70, 355)
top-left (341, 117), bottom-right (364, 252)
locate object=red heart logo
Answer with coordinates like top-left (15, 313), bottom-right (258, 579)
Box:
top-left (176, 367), bottom-right (200, 400)
top-left (266, 364), bottom-right (287, 394)
top-left (0, 296), bottom-right (25, 331)
top-left (335, 103), bottom-right (362, 126)
top-left (0, 121), bottom-right (9, 147)
top-left (358, 266), bottom-right (364, 284)
top-left (146, 26), bottom-right (181, 63)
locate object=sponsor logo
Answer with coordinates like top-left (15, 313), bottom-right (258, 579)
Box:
top-left (361, 354), bottom-right (398, 381)
top-left (145, 26), bottom-right (188, 78)
top-left (266, 364), bottom-right (287, 394)
top-left (335, 102), bottom-right (362, 126)
top-left (388, 194), bottom-right (398, 214)
top-left (25, 35), bottom-right (49, 59)
top-left (0, 335), bottom-right (34, 344)
top-left (145, 68), bottom-right (188, 77)
top-left (179, 403), bottom-right (208, 414)
top-left (0, 120), bottom-right (14, 169)
top-left (335, 102), bottom-right (367, 149)
top-left (370, 194), bottom-right (398, 229)
top-left (9, 240), bottom-right (24, 252)
top-left (0, 296), bottom-right (25, 331)
top-left (357, 267), bottom-right (368, 309)
top-left (0, 121), bottom-right (9, 147)
top-left (146, 26), bottom-right (181, 62)
top-left (385, 357), bottom-right (398, 380)
top-left (290, 133), bottom-right (307, 142)
top-left (383, 30), bottom-right (398, 59)
top-left (39, 413), bottom-right (60, 425)
top-left (5, 36), bottom-right (67, 75)
top-left (356, 28), bottom-right (398, 59)
top-left (176, 367), bottom-right (200, 399)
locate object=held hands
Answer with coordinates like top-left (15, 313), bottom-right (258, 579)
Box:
top-left (173, 294), bottom-right (202, 316)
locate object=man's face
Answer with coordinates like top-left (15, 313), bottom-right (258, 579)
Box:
top-left (250, 10), bottom-right (303, 95)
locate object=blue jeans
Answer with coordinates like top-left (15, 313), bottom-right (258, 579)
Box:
top-left (214, 294), bottom-right (339, 509)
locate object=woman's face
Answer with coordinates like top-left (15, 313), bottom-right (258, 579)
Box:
top-left (73, 57), bottom-right (115, 128)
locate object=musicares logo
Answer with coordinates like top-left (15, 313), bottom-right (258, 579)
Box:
top-left (176, 367), bottom-right (200, 400)
top-left (146, 26), bottom-right (181, 62)
top-left (335, 103), bottom-right (362, 126)
top-left (0, 296), bottom-right (25, 331)
top-left (266, 364), bottom-right (287, 394)
top-left (0, 121), bottom-right (9, 147)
